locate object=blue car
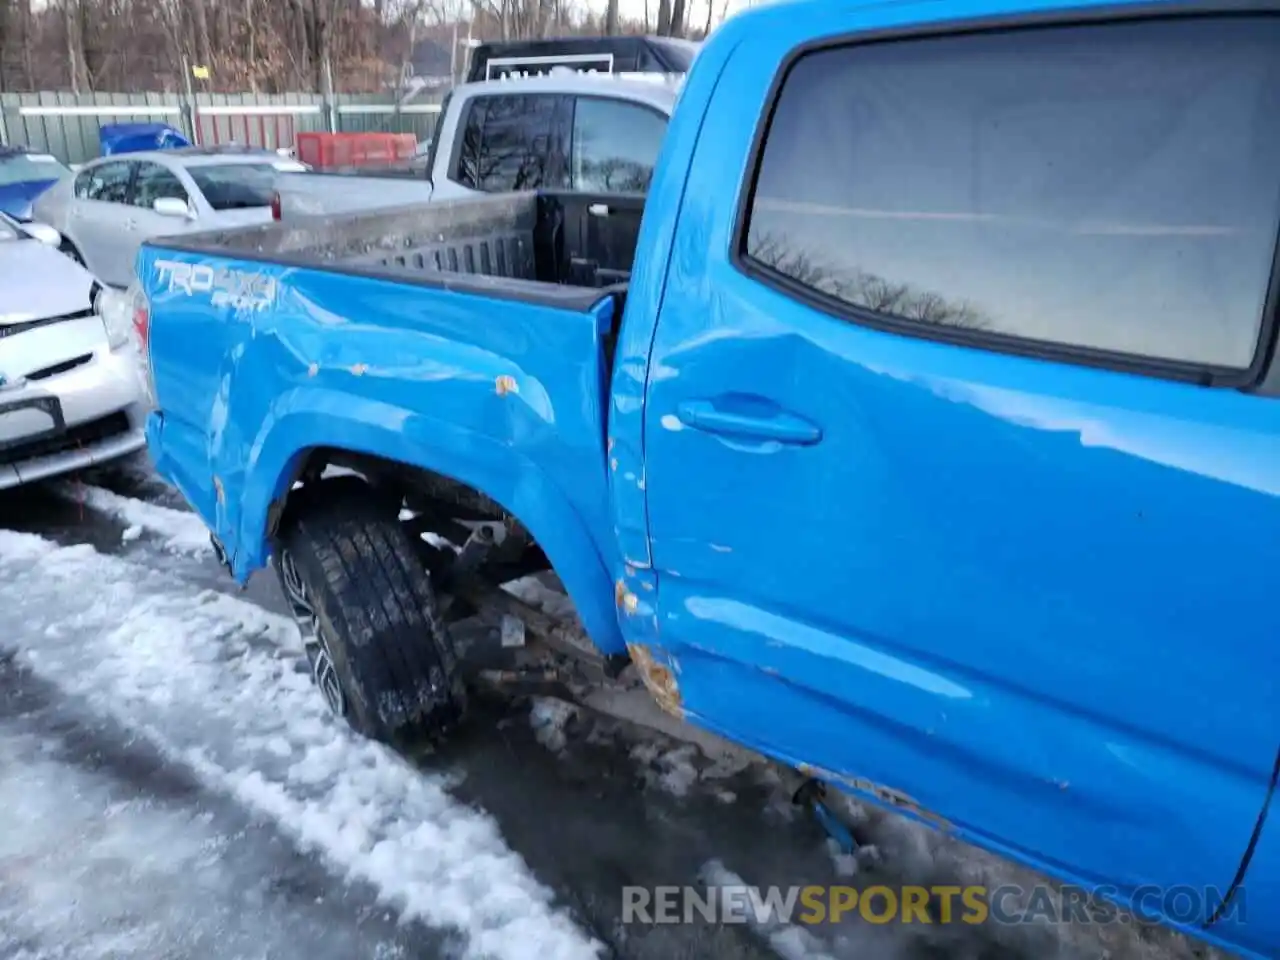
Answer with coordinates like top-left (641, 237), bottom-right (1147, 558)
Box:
top-left (0, 145), bottom-right (74, 221)
top-left (135, 0), bottom-right (1280, 956)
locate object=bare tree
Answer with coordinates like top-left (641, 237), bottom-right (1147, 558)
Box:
top-left (0, 0), bottom-right (12, 91)
top-left (0, 0), bottom-right (663, 95)
top-left (668, 0), bottom-right (686, 36)
top-left (191, 0), bottom-right (214, 76)
top-left (61, 0), bottom-right (91, 92)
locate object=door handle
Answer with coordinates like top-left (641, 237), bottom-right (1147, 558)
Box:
top-left (588, 202), bottom-right (611, 217)
top-left (675, 399), bottom-right (822, 446)
top-left (124, 218), bottom-right (137, 230)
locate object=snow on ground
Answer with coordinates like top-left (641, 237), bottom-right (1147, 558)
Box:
top-left (52, 482), bottom-right (212, 554)
top-left (0, 530), bottom-right (601, 960)
top-left (0, 478), bottom-right (1236, 960)
top-left (0, 712), bottom-right (417, 960)
top-left (699, 861), bottom-right (842, 960)
top-left (524, 684), bottom-right (1226, 960)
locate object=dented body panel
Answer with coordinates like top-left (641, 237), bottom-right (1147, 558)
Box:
top-left (139, 1), bottom-right (1280, 958)
top-left (137, 216), bottom-right (627, 656)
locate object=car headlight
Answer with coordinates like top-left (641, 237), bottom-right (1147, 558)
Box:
top-left (94, 285), bottom-right (133, 349)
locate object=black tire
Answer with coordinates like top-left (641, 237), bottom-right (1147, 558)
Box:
top-left (275, 477), bottom-right (468, 746)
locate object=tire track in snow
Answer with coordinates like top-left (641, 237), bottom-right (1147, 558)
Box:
top-left (0, 530), bottom-right (602, 960)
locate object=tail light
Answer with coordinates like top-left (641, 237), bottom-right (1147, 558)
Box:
top-left (270, 190), bottom-right (282, 221)
top-left (133, 297), bottom-right (150, 351)
top-left (129, 284), bottom-right (157, 405)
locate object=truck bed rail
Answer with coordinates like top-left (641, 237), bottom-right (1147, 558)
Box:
top-left (144, 193), bottom-right (618, 312)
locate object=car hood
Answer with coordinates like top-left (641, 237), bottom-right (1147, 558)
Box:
top-left (0, 180), bottom-right (59, 221)
top-left (0, 241), bottom-right (95, 324)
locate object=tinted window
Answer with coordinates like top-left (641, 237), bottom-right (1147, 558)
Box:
top-left (652, 38), bottom-right (699, 72)
top-left (131, 162), bottom-right (189, 209)
top-left (745, 18), bottom-right (1280, 371)
top-left (77, 161), bottom-right (133, 203)
top-left (572, 98), bottom-right (666, 194)
top-left (0, 153), bottom-right (72, 187)
top-left (456, 94), bottom-right (569, 192)
top-left (187, 163), bottom-right (278, 211)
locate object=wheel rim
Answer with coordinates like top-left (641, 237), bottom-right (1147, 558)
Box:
top-left (279, 551), bottom-right (347, 719)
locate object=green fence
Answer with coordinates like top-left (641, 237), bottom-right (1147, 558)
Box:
top-left (0, 90), bottom-right (445, 165)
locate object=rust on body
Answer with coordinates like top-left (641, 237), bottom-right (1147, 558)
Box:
top-left (628, 642), bottom-right (683, 718)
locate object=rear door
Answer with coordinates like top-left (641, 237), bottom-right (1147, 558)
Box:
top-left (69, 160), bottom-right (136, 285)
top-left (641, 12), bottom-right (1280, 924)
top-left (1217, 774), bottom-right (1280, 955)
top-left (565, 95), bottom-right (667, 280)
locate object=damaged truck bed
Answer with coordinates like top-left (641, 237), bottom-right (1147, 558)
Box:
top-left (135, 3), bottom-right (1280, 957)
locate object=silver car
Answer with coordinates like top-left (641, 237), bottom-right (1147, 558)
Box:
top-left (0, 211), bottom-right (147, 490)
top-left (33, 147), bottom-right (307, 288)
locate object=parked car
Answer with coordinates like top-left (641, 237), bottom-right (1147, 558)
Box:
top-left (0, 211), bottom-right (146, 490)
top-left (135, 0), bottom-right (1280, 957)
top-left (0, 146), bottom-right (75, 221)
top-left (32, 147), bottom-right (308, 288)
top-left (270, 72), bottom-right (676, 230)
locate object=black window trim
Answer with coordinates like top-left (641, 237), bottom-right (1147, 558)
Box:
top-left (730, 1), bottom-right (1280, 392)
top-left (566, 93), bottom-right (670, 195)
top-left (447, 91), bottom-right (573, 192)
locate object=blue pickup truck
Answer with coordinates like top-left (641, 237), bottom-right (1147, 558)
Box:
top-left (134, 0), bottom-right (1279, 954)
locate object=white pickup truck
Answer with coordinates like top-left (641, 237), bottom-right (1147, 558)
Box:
top-left (273, 73), bottom-right (679, 221)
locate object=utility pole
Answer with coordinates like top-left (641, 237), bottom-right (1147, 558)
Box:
top-left (450, 19), bottom-right (458, 85)
top-left (181, 52), bottom-right (199, 145)
top-left (321, 52), bottom-right (337, 133)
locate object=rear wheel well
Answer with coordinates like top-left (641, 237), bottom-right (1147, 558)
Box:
top-left (268, 447), bottom-right (550, 581)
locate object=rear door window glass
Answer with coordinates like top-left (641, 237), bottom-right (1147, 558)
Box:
top-left (744, 17), bottom-right (1280, 372)
top-left (571, 97), bottom-right (666, 195)
top-left (131, 163), bottom-right (189, 209)
top-left (78, 162), bottom-right (134, 204)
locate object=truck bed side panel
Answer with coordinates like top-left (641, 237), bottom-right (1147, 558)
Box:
top-left (138, 245), bottom-right (625, 656)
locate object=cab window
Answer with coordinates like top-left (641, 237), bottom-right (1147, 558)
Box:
top-left (570, 97), bottom-right (666, 195)
top-left (743, 17), bottom-right (1280, 375)
top-left (455, 94), bottom-right (570, 192)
